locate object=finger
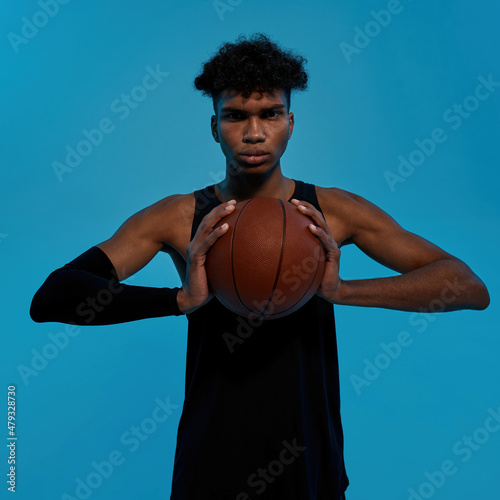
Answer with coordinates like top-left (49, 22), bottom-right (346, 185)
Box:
top-left (195, 221), bottom-right (230, 257)
top-left (196, 201), bottom-right (236, 237)
top-left (308, 224), bottom-right (339, 254)
top-left (204, 200), bottom-right (236, 226)
top-left (292, 201), bottom-right (330, 233)
top-left (291, 198), bottom-right (317, 210)
top-left (291, 198), bottom-right (324, 219)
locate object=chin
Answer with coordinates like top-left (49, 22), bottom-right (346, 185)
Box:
top-left (230, 163), bottom-right (264, 175)
top-left (241, 158), bottom-right (276, 170)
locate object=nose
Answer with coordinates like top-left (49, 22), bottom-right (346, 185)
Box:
top-left (243, 117), bottom-right (265, 143)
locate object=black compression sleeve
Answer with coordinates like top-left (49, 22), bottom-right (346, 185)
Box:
top-left (30, 246), bottom-right (183, 325)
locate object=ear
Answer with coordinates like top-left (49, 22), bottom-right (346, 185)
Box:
top-left (211, 115), bottom-right (219, 143)
top-left (288, 112), bottom-right (295, 140)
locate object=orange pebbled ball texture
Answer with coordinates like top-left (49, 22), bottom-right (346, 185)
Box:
top-left (205, 198), bottom-right (326, 320)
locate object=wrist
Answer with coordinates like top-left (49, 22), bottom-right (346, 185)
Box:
top-left (176, 288), bottom-right (191, 314)
top-left (336, 279), bottom-right (347, 303)
top-left (324, 279), bottom-right (347, 304)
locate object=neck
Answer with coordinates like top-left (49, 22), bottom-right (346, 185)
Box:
top-left (216, 163), bottom-right (295, 202)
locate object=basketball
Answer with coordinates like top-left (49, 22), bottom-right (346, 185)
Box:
top-left (205, 197), bottom-right (326, 320)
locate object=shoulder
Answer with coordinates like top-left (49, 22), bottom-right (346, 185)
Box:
top-left (315, 185), bottom-right (383, 221)
top-left (117, 192), bottom-right (197, 247)
top-left (315, 185), bottom-right (400, 242)
top-left (129, 192), bottom-right (195, 225)
top-left (145, 192), bottom-right (196, 220)
top-left (315, 185), bottom-right (366, 207)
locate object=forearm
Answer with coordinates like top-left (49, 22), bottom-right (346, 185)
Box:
top-left (30, 247), bottom-right (183, 325)
top-left (332, 259), bottom-right (490, 312)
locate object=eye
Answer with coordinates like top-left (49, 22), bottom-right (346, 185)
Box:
top-left (264, 110), bottom-right (281, 118)
top-left (223, 112), bottom-right (243, 120)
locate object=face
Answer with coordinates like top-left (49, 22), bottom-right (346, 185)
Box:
top-left (211, 89), bottom-right (294, 176)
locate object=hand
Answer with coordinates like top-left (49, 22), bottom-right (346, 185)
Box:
top-left (290, 198), bottom-right (342, 303)
top-left (177, 200), bottom-right (236, 313)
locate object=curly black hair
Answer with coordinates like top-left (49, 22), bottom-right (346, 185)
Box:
top-left (194, 33), bottom-right (308, 112)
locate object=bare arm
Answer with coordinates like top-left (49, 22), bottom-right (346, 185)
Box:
top-left (30, 195), bottom-right (188, 325)
top-left (335, 256), bottom-right (488, 312)
top-left (30, 194), bottom-right (236, 324)
top-left (292, 190), bottom-right (490, 312)
top-left (96, 194), bottom-right (190, 281)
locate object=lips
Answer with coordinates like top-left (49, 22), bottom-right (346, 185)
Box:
top-left (240, 150), bottom-right (269, 164)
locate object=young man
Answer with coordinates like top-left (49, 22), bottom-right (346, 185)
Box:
top-left (30, 34), bottom-right (489, 499)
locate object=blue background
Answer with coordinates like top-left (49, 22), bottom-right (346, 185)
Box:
top-left (1, 1), bottom-right (499, 499)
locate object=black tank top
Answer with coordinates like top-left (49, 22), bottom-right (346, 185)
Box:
top-left (170, 180), bottom-right (349, 499)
